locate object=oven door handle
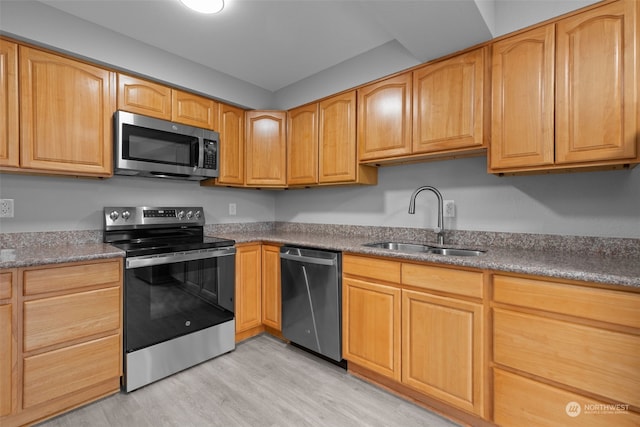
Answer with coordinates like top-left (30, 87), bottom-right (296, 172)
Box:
top-left (126, 247), bottom-right (235, 269)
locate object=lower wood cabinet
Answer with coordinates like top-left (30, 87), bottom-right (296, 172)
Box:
top-left (492, 274), bottom-right (640, 426)
top-left (0, 258), bottom-right (122, 427)
top-left (261, 244), bottom-right (282, 331)
top-left (234, 243), bottom-right (264, 341)
top-left (342, 254), bottom-right (486, 418)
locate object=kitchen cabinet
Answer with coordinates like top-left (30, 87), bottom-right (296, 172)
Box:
top-left (412, 47), bottom-right (488, 155)
top-left (401, 263), bottom-right (485, 416)
top-left (492, 274), bottom-right (640, 426)
top-left (117, 74), bottom-right (172, 120)
top-left (261, 244), bottom-right (282, 331)
top-left (358, 73), bottom-right (412, 161)
top-left (235, 243), bottom-right (264, 341)
top-left (0, 39), bottom-right (19, 168)
top-left (118, 74), bottom-right (218, 129)
top-left (245, 111), bottom-right (287, 187)
top-left (343, 256), bottom-right (402, 380)
top-left (490, 0), bottom-right (639, 173)
top-left (319, 91), bottom-right (377, 185)
top-left (287, 103), bottom-right (319, 186)
top-left (19, 46), bottom-right (115, 177)
top-left (208, 102), bottom-right (245, 186)
top-left (0, 270), bottom-right (15, 418)
top-left (0, 259), bottom-right (122, 427)
top-left (343, 254), bottom-right (485, 417)
top-left (171, 90), bottom-right (218, 130)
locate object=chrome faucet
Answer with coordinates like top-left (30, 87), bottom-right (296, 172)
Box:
top-left (408, 186), bottom-right (445, 245)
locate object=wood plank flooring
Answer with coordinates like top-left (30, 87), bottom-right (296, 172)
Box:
top-left (37, 334), bottom-right (461, 427)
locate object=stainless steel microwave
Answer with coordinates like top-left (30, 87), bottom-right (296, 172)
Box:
top-left (114, 110), bottom-right (219, 181)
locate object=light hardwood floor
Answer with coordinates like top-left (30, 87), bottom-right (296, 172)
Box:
top-left (37, 334), bottom-right (461, 427)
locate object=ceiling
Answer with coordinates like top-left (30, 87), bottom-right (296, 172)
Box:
top-left (36, 0), bottom-right (496, 92)
top-left (33, 0), bottom-right (599, 93)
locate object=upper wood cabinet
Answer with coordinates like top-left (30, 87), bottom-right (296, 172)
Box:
top-left (214, 102), bottom-right (246, 186)
top-left (171, 90), bottom-right (218, 130)
top-left (358, 73), bottom-right (412, 161)
top-left (19, 46), bottom-right (115, 177)
top-left (413, 47), bottom-right (488, 154)
top-left (490, 25), bottom-right (555, 169)
top-left (245, 111), bottom-right (287, 187)
top-left (319, 91), bottom-right (377, 185)
top-left (118, 74), bottom-right (218, 130)
top-left (117, 74), bottom-right (171, 120)
top-left (490, 0), bottom-right (639, 173)
top-left (0, 39), bottom-right (19, 168)
top-left (287, 103), bottom-right (319, 186)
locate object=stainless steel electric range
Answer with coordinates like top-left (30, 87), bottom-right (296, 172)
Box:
top-left (103, 206), bottom-right (236, 392)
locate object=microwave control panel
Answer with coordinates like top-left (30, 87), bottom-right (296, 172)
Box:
top-left (203, 140), bottom-right (217, 170)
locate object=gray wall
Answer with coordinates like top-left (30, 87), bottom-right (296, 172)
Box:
top-left (1, 0), bottom-right (637, 239)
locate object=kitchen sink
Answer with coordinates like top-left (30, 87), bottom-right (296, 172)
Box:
top-left (363, 241), bottom-right (485, 257)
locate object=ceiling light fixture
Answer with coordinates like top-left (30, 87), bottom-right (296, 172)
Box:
top-left (179, 0), bottom-right (225, 14)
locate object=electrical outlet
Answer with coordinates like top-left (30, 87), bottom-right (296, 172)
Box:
top-left (0, 199), bottom-right (14, 218)
top-left (443, 200), bottom-right (455, 218)
top-left (228, 203), bottom-right (237, 216)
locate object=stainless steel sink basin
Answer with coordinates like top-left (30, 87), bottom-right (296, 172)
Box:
top-left (425, 248), bottom-right (485, 257)
top-left (364, 242), bottom-right (433, 253)
top-left (363, 241), bottom-right (485, 257)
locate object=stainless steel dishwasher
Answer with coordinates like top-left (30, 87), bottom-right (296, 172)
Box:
top-left (280, 246), bottom-right (342, 362)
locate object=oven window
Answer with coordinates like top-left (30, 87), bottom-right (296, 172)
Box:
top-left (125, 256), bottom-right (234, 352)
top-left (123, 124), bottom-right (197, 166)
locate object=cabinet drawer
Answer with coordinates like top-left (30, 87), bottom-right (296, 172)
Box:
top-left (23, 260), bottom-right (121, 295)
top-left (0, 270), bottom-right (13, 299)
top-left (494, 308), bottom-right (640, 407)
top-left (493, 275), bottom-right (640, 328)
top-left (494, 368), bottom-right (640, 427)
top-left (23, 286), bottom-right (120, 352)
top-left (402, 263), bottom-right (483, 298)
top-left (343, 254), bottom-right (401, 284)
top-left (23, 334), bottom-right (120, 408)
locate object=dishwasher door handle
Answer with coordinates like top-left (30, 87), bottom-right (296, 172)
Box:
top-left (280, 252), bottom-right (337, 266)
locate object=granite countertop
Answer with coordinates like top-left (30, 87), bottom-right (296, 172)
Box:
top-left (1, 225), bottom-right (638, 289)
top-left (0, 244), bottom-right (124, 269)
top-left (212, 230), bottom-right (640, 289)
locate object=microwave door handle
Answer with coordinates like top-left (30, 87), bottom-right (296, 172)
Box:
top-left (197, 140), bottom-right (205, 169)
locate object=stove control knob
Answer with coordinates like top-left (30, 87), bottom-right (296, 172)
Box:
top-left (194, 210), bottom-right (202, 219)
top-left (121, 210), bottom-right (131, 220)
top-left (109, 210), bottom-right (119, 221)
top-left (177, 210), bottom-right (185, 220)
top-left (186, 210), bottom-right (193, 220)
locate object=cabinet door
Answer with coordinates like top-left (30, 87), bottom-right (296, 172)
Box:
top-left (0, 39), bottom-right (19, 168)
top-left (319, 91), bottom-right (357, 183)
top-left (358, 73), bottom-right (412, 161)
top-left (216, 103), bottom-right (245, 185)
top-left (555, 0), bottom-right (637, 164)
top-left (245, 111), bottom-right (286, 186)
top-left (20, 47), bottom-right (115, 176)
top-left (402, 290), bottom-right (484, 415)
top-left (490, 25), bottom-right (555, 170)
top-left (0, 304), bottom-right (12, 417)
top-left (413, 47), bottom-right (487, 153)
top-left (171, 90), bottom-right (218, 130)
top-left (287, 103), bottom-right (318, 185)
top-left (261, 245), bottom-right (281, 330)
top-left (117, 74), bottom-right (171, 120)
top-left (343, 277), bottom-right (401, 381)
top-left (235, 244), bottom-right (262, 336)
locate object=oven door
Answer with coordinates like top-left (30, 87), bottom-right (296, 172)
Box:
top-left (124, 247), bottom-right (235, 354)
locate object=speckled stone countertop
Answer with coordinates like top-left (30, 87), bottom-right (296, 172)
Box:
top-left (2, 224), bottom-right (638, 288)
top-left (206, 223), bottom-right (640, 289)
top-left (0, 230), bottom-right (124, 269)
